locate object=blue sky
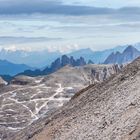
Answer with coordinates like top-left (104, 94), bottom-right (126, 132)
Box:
top-left (1, 0), bottom-right (140, 52)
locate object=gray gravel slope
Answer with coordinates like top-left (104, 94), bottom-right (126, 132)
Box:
top-left (28, 57), bottom-right (140, 140)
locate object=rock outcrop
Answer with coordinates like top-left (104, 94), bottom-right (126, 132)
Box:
top-left (10, 76), bottom-right (36, 85)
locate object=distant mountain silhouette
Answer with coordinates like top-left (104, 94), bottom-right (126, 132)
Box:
top-left (18, 55), bottom-right (93, 77)
top-left (68, 47), bottom-right (126, 64)
top-left (0, 49), bottom-right (61, 67)
top-left (104, 46), bottom-right (140, 64)
top-left (0, 75), bottom-right (13, 83)
top-left (0, 60), bottom-right (33, 75)
top-left (1, 43), bottom-right (140, 67)
top-left (68, 48), bottom-right (94, 61)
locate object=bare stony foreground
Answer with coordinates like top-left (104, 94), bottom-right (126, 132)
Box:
top-left (12, 57), bottom-right (140, 140)
top-left (0, 64), bottom-right (120, 140)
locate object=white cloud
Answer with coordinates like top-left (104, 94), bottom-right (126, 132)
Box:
top-left (46, 44), bottom-right (81, 53)
top-left (3, 45), bottom-right (32, 52)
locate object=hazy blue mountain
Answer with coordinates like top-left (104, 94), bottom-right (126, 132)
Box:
top-left (68, 43), bottom-right (140, 64)
top-left (68, 46), bottom-right (127, 64)
top-left (1, 43), bottom-right (140, 68)
top-left (68, 48), bottom-right (94, 61)
top-left (104, 46), bottom-right (140, 64)
top-left (0, 49), bottom-right (61, 67)
top-left (0, 60), bottom-right (33, 75)
top-left (134, 43), bottom-right (140, 50)
top-left (18, 55), bottom-right (88, 77)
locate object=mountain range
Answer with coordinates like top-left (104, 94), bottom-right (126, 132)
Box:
top-left (16, 46), bottom-right (140, 77)
top-left (1, 43), bottom-right (140, 67)
top-left (0, 45), bottom-right (139, 78)
top-left (104, 45), bottom-right (140, 64)
top-left (0, 49), bottom-right (61, 68)
top-left (68, 46), bottom-right (126, 63)
top-left (17, 55), bottom-right (93, 77)
top-left (0, 46), bottom-right (126, 67)
top-left (12, 56), bottom-right (140, 140)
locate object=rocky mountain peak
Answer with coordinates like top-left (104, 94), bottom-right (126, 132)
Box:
top-left (19, 55), bottom-right (91, 77)
top-left (104, 46), bottom-right (140, 64)
top-left (123, 45), bottom-right (137, 53)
